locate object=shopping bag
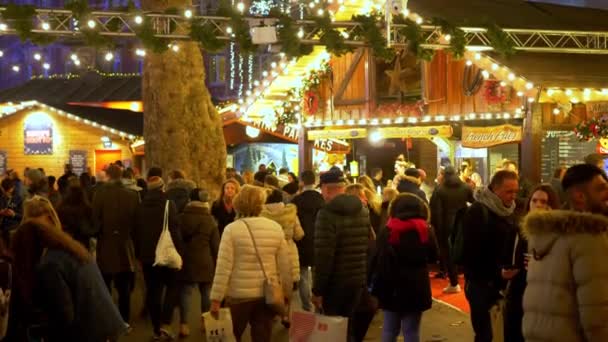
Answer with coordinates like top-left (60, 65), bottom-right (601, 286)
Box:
top-left (202, 309), bottom-right (236, 342)
top-left (490, 299), bottom-right (505, 342)
top-left (290, 310), bottom-right (348, 342)
top-left (153, 201), bottom-right (182, 269)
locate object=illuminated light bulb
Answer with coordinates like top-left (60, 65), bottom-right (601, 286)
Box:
top-left (317, 8), bottom-right (324, 16)
top-left (74, 59), bottom-right (81, 66)
top-left (571, 97), bottom-right (579, 104)
top-left (237, 2), bottom-right (245, 12)
top-left (262, 71), bottom-right (269, 77)
top-left (517, 91), bottom-right (524, 97)
top-left (584, 88), bottom-right (591, 96)
top-left (297, 28), bottom-right (304, 38)
top-left (262, 80), bottom-right (269, 86)
top-left (491, 63), bottom-right (498, 71)
top-left (403, 8), bottom-right (410, 16)
top-left (226, 26), bottom-right (233, 34)
top-left (565, 89), bottom-right (573, 96)
top-left (134, 15), bottom-right (143, 24)
top-left (34, 53), bottom-right (41, 61)
top-left (603, 89), bottom-right (608, 95)
top-left (41, 22), bottom-right (50, 31)
top-left (341, 31), bottom-right (349, 39)
top-left (87, 19), bottom-right (96, 29)
top-left (465, 60), bottom-right (473, 66)
top-left (481, 70), bottom-right (490, 79)
top-left (171, 44), bottom-right (179, 52)
top-left (246, 90), bottom-right (252, 96)
top-left (444, 34), bottom-right (451, 42)
top-left (474, 53), bottom-right (481, 60)
top-left (135, 48), bottom-right (146, 57)
top-left (553, 108), bottom-right (560, 115)
top-left (528, 97), bottom-right (535, 103)
top-left (525, 82), bottom-right (534, 90)
top-left (308, 2), bottom-right (315, 8)
top-left (104, 52), bottom-right (114, 61)
top-left (253, 80), bottom-right (260, 86)
top-left (546, 89), bottom-right (554, 96)
top-left (184, 9), bottom-right (193, 18)
top-left (500, 81), bottom-right (506, 87)
top-left (271, 62), bottom-right (277, 69)
top-left (42, 63), bottom-right (50, 70)
top-left (12, 65), bottom-right (19, 72)
top-left (507, 73), bottom-right (515, 81)
top-left (0, 23), bottom-right (7, 31)
top-left (0, 51), bottom-right (4, 58)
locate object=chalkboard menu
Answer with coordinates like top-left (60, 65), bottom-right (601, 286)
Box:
top-left (541, 131), bottom-right (597, 182)
top-left (69, 150), bottom-right (87, 176)
top-left (0, 151), bottom-right (6, 175)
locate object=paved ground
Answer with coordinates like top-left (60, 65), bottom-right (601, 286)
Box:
top-left (121, 273), bottom-right (473, 341)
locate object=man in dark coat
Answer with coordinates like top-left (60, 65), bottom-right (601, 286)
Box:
top-left (133, 175), bottom-right (185, 339)
top-left (313, 169), bottom-right (369, 342)
top-left (430, 166), bottom-right (474, 292)
top-left (462, 170), bottom-right (520, 342)
top-left (397, 168), bottom-right (428, 202)
top-left (92, 164), bottom-right (139, 325)
top-left (291, 170), bottom-right (325, 312)
top-left (57, 163), bottom-right (76, 196)
top-left (177, 188), bottom-right (219, 335)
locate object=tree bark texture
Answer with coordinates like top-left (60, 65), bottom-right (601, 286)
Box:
top-left (142, 0), bottom-right (226, 196)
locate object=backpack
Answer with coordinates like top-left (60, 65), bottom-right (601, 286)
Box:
top-left (450, 204), bottom-right (488, 265)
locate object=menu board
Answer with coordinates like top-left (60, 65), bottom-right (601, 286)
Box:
top-left (541, 131), bottom-right (597, 182)
top-left (0, 151), bottom-right (6, 175)
top-left (69, 150), bottom-right (87, 176)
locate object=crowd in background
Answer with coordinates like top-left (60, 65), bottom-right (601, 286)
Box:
top-left (0, 152), bottom-right (608, 341)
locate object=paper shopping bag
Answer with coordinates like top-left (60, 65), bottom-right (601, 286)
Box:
top-left (490, 299), bottom-right (505, 342)
top-left (290, 310), bottom-right (348, 342)
top-left (202, 309), bottom-right (236, 342)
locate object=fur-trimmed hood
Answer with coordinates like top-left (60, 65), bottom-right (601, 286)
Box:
top-left (396, 175), bottom-right (421, 186)
top-left (167, 178), bottom-right (196, 192)
top-left (261, 203), bottom-right (298, 232)
top-left (522, 210), bottom-right (608, 259)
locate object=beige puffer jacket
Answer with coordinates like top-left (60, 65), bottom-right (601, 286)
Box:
top-left (522, 210), bottom-right (608, 342)
top-left (210, 217), bottom-right (292, 301)
top-left (261, 203), bottom-right (304, 282)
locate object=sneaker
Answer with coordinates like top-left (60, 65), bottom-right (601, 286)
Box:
top-left (443, 284), bottom-right (461, 294)
top-left (159, 327), bottom-right (175, 340)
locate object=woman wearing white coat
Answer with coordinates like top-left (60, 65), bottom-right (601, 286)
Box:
top-left (261, 188), bottom-right (305, 327)
top-left (210, 185), bottom-right (292, 342)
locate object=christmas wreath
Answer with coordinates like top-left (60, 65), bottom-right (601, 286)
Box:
top-left (303, 90), bottom-right (320, 115)
top-left (482, 80), bottom-right (507, 105)
top-left (575, 116), bottom-right (608, 141)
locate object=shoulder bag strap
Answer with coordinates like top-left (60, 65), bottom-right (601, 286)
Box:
top-left (163, 200), bottom-right (169, 233)
top-left (242, 219), bottom-right (268, 280)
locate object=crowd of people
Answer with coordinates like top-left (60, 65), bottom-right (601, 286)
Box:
top-left (1, 153), bottom-right (608, 342)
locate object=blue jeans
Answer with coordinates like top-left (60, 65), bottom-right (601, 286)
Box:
top-left (179, 282), bottom-right (211, 324)
top-left (381, 311), bottom-right (422, 342)
top-left (299, 267), bottom-right (312, 311)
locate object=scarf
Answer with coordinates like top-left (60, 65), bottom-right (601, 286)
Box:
top-left (477, 187), bottom-right (516, 217)
top-left (386, 217), bottom-right (428, 245)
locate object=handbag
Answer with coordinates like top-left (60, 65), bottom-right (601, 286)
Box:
top-left (153, 201), bottom-right (183, 270)
top-left (202, 309), bottom-right (236, 342)
top-left (242, 219), bottom-right (286, 314)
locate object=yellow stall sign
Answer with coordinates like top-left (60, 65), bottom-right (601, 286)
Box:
top-left (462, 124), bottom-right (522, 148)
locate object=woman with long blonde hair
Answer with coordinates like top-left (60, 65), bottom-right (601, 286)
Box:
top-left (211, 179), bottom-right (241, 236)
top-left (10, 196), bottom-right (126, 341)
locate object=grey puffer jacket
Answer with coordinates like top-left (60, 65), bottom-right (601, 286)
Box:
top-left (522, 210), bottom-right (608, 342)
top-left (313, 194), bottom-right (369, 297)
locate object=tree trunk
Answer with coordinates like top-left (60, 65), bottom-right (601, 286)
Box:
top-left (142, 0), bottom-right (226, 196)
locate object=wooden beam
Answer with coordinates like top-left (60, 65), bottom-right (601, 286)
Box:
top-left (335, 48), bottom-right (365, 101)
top-left (334, 99), bottom-right (367, 106)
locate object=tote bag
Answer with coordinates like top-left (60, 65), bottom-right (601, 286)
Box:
top-left (153, 201), bottom-right (183, 270)
top-left (203, 309), bottom-right (236, 342)
top-left (290, 310), bottom-right (348, 342)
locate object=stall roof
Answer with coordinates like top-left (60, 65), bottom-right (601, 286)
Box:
top-left (410, 0), bottom-right (608, 89)
top-left (0, 72), bottom-right (141, 105)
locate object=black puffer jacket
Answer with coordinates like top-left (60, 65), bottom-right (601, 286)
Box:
top-left (313, 194), bottom-right (369, 297)
top-left (133, 189), bottom-right (184, 265)
top-left (430, 175), bottom-right (474, 240)
top-left (291, 189), bottom-right (325, 267)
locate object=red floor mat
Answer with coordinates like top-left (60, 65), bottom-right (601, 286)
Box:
top-left (429, 272), bottom-right (470, 313)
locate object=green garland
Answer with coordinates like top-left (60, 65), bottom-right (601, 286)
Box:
top-left (1, 2), bottom-right (518, 62)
